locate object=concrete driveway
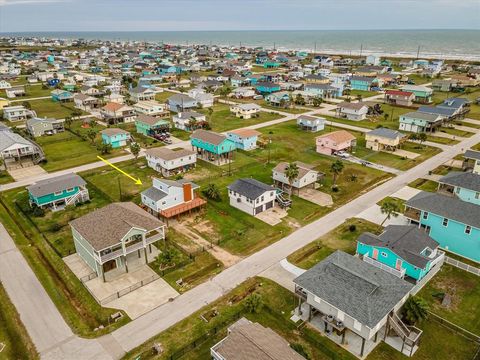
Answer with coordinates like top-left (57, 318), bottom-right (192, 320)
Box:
top-left (357, 205), bottom-right (409, 226)
top-left (8, 165), bottom-right (47, 181)
top-left (255, 206), bottom-right (288, 225)
top-left (299, 188), bottom-right (333, 206)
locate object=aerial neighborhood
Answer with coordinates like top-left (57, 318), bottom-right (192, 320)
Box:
top-left (1, 31), bottom-right (480, 360)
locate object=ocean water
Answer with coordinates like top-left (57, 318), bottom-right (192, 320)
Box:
top-left (3, 30), bottom-right (480, 60)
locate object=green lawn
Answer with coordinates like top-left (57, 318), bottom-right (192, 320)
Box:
top-left (407, 74), bottom-right (432, 85)
top-left (287, 218), bottom-right (383, 269)
top-left (155, 91), bottom-right (175, 103)
top-left (0, 283), bottom-right (38, 359)
top-left (473, 142), bottom-right (480, 151)
top-left (416, 264), bottom-right (480, 336)
top-left (0, 170), bottom-right (14, 185)
top-left (117, 122), bottom-right (166, 148)
top-left (37, 130), bottom-right (126, 172)
top-left (377, 196), bottom-right (405, 210)
top-left (29, 98), bottom-right (85, 119)
top-left (199, 103), bottom-right (282, 132)
top-left (408, 178), bottom-right (439, 192)
top-left (0, 191), bottom-right (130, 337)
top-left (426, 134), bottom-right (460, 145)
top-left (346, 89), bottom-right (379, 98)
top-left (1, 84), bottom-right (52, 99)
top-left (439, 126), bottom-right (475, 138)
top-left (183, 121), bottom-right (391, 256)
top-left (367, 319), bottom-right (478, 360)
top-left (124, 277), bottom-right (356, 360)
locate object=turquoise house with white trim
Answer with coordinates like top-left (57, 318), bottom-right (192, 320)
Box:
top-left (356, 225), bottom-right (442, 282)
top-left (405, 171), bottom-right (480, 262)
top-left (100, 128), bottom-right (131, 148)
top-left (350, 76), bottom-right (376, 91)
top-left (190, 129), bottom-right (236, 164)
top-left (27, 173), bottom-right (90, 210)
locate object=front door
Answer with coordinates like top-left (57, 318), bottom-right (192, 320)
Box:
top-left (103, 259), bottom-right (117, 273)
top-left (395, 259), bottom-right (402, 270)
top-left (372, 249), bottom-right (379, 260)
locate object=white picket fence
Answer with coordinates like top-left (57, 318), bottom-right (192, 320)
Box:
top-left (445, 256), bottom-right (480, 276)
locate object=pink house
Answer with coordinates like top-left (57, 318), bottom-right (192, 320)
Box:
top-left (316, 130), bottom-right (356, 155)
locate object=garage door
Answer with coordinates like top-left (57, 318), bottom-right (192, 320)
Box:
top-left (255, 205), bottom-right (263, 215)
top-left (265, 201), bottom-right (273, 210)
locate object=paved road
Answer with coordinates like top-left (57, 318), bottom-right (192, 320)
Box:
top-left (35, 130), bottom-right (480, 359)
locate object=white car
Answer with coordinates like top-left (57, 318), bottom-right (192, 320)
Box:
top-left (335, 151), bottom-right (350, 159)
top-left (253, 94), bottom-right (264, 100)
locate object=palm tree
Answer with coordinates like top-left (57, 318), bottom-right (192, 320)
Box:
top-left (330, 160), bottom-right (344, 187)
top-left (130, 142), bottom-right (141, 159)
top-left (86, 129), bottom-right (97, 145)
top-left (202, 183), bottom-right (221, 201)
top-left (285, 162), bottom-right (299, 198)
top-left (380, 199), bottom-right (401, 226)
top-left (418, 132), bottom-right (428, 148)
top-left (402, 296), bottom-right (429, 325)
top-left (64, 116), bottom-right (73, 129)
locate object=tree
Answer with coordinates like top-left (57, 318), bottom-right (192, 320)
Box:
top-left (356, 94), bottom-right (363, 102)
top-left (86, 129), bottom-right (97, 144)
top-left (219, 85), bottom-right (231, 98)
top-left (402, 296), bottom-right (429, 325)
top-left (418, 132), bottom-right (428, 147)
top-left (312, 96), bottom-right (323, 107)
top-left (330, 160), bottom-right (344, 187)
top-left (99, 143), bottom-right (112, 155)
top-left (130, 142), bottom-right (141, 159)
top-left (22, 101), bottom-right (31, 110)
top-left (64, 116), bottom-right (73, 129)
top-left (207, 107), bottom-right (214, 123)
top-left (244, 293), bottom-right (263, 313)
top-left (202, 183), bottom-right (221, 201)
top-left (295, 93), bottom-right (305, 106)
top-left (343, 88), bottom-right (351, 96)
top-left (72, 109), bottom-right (83, 118)
top-left (285, 162), bottom-right (299, 199)
top-left (187, 118), bottom-right (198, 131)
top-left (380, 199), bottom-right (401, 226)
top-left (409, 133), bottom-right (419, 142)
top-left (155, 247), bottom-right (181, 269)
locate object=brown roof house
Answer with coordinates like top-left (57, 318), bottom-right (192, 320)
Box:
top-left (70, 202), bottom-right (166, 282)
top-left (210, 317), bottom-right (305, 360)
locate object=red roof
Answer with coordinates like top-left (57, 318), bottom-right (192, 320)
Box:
top-left (385, 90), bottom-right (413, 97)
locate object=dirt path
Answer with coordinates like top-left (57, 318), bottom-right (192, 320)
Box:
top-left (172, 221), bottom-right (241, 268)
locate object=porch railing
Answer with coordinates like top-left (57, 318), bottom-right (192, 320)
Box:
top-left (363, 255), bottom-right (406, 278)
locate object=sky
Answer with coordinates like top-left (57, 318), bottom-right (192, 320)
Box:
top-left (0, 0), bottom-right (479, 32)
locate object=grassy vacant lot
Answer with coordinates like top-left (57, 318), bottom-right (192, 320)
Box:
top-left (407, 74), bottom-right (432, 85)
top-left (183, 121), bottom-right (391, 255)
top-left (199, 103), bottom-right (282, 132)
top-left (0, 84), bottom-right (52, 99)
top-left (287, 218), bottom-right (383, 269)
top-left (426, 134), bottom-right (459, 145)
top-left (354, 140), bottom-right (441, 171)
top-left (124, 277), bottom-right (356, 360)
top-left (0, 283), bottom-right (38, 359)
top-left (117, 122), bottom-right (166, 148)
top-left (36, 129), bottom-right (126, 172)
top-left (29, 98), bottom-right (85, 119)
top-left (408, 178), bottom-right (439, 192)
top-left (0, 191), bottom-right (129, 337)
top-left (439, 126), bottom-right (475, 138)
top-left (79, 158), bottom-right (158, 204)
top-left (347, 89), bottom-right (379, 98)
top-left (0, 171), bottom-right (14, 185)
top-left (155, 91), bottom-right (174, 103)
top-left (416, 264), bottom-right (480, 335)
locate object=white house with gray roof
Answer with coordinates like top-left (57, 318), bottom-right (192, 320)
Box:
top-left (294, 251), bottom-right (419, 358)
top-left (145, 147), bottom-right (196, 177)
top-left (26, 117), bottom-right (65, 137)
top-left (227, 178), bottom-right (276, 216)
top-left (0, 125), bottom-right (44, 166)
top-left (463, 149), bottom-right (480, 175)
top-left (70, 202), bottom-right (166, 282)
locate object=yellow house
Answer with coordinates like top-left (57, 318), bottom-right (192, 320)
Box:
top-left (0, 97), bottom-right (9, 110)
top-left (366, 128), bottom-right (406, 151)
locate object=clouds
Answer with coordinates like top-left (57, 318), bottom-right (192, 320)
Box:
top-left (0, 0), bottom-right (478, 31)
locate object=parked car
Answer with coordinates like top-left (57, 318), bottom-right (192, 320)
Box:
top-left (253, 94), bottom-right (263, 100)
top-left (335, 151), bottom-right (350, 159)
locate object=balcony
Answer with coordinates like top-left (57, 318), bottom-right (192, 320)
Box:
top-left (404, 207), bottom-right (421, 222)
top-left (363, 255), bottom-right (406, 278)
top-left (99, 247), bottom-right (124, 263)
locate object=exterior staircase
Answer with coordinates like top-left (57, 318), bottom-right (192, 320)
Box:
top-left (387, 312), bottom-right (422, 356)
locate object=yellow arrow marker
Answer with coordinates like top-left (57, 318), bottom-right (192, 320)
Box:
top-left (97, 156), bottom-right (142, 185)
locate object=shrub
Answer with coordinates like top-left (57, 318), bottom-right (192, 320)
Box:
top-left (349, 224), bottom-right (357, 232)
top-left (244, 293), bottom-right (263, 313)
top-left (32, 206), bottom-right (45, 217)
top-left (291, 343), bottom-right (311, 360)
top-left (49, 223), bottom-right (62, 232)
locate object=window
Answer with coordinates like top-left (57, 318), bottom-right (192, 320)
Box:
top-left (442, 218), bottom-right (449, 227)
top-left (423, 212), bottom-right (429, 220)
top-left (465, 226), bottom-right (472, 235)
top-left (66, 188), bottom-right (74, 192)
top-left (456, 187), bottom-right (460, 194)
top-left (54, 191), bottom-right (63, 196)
top-left (476, 192), bottom-right (479, 200)
top-left (381, 252), bottom-right (388, 258)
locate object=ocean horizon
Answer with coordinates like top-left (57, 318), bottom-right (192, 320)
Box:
top-left (2, 29), bottom-right (480, 60)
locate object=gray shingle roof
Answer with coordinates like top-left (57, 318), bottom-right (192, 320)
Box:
top-left (401, 111), bottom-right (442, 123)
top-left (27, 173), bottom-right (86, 198)
top-left (358, 225), bottom-right (439, 269)
top-left (69, 202), bottom-right (164, 251)
top-left (190, 129), bottom-right (226, 146)
top-left (0, 130), bottom-right (36, 151)
top-left (439, 171), bottom-right (480, 193)
top-left (228, 178), bottom-right (274, 200)
top-left (294, 251), bottom-right (412, 328)
top-left (141, 186), bottom-right (168, 202)
top-left (418, 106), bottom-right (456, 117)
top-left (464, 150), bottom-right (480, 161)
top-left (367, 127), bottom-right (406, 140)
top-left (407, 191), bottom-right (480, 229)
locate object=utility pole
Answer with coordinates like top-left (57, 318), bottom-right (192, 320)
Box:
top-left (118, 177), bottom-right (122, 201)
top-left (416, 45), bottom-right (421, 60)
top-left (360, 44), bottom-right (363, 57)
top-left (314, 42), bottom-right (317, 55)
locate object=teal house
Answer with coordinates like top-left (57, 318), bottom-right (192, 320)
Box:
top-left (100, 128), bottom-right (131, 148)
top-left (51, 89), bottom-right (73, 102)
top-left (135, 115), bottom-right (170, 136)
top-left (255, 81), bottom-right (281, 94)
top-left (357, 225), bottom-right (443, 282)
top-left (350, 76), bottom-right (376, 91)
top-left (401, 85), bottom-right (433, 104)
top-left (263, 61), bottom-right (281, 69)
top-left (405, 171), bottom-right (480, 262)
top-left (190, 129), bottom-right (236, 164)
top-left (27, 173), bottom-right (90, 211)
